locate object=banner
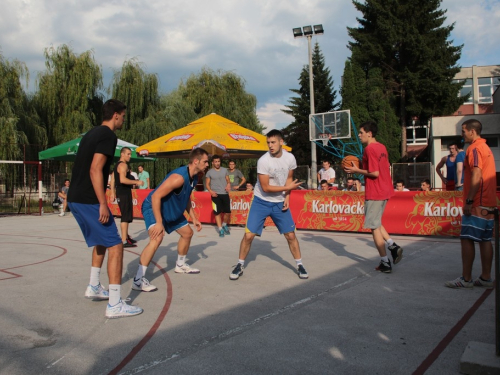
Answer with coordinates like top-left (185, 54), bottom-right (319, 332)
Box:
top-left (107, 190), bottom-right (499, 237)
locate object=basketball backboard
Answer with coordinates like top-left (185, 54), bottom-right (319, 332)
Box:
top-left (310, 110), bottom-right (351, 142)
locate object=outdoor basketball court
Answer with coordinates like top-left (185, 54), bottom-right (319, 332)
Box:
top-left (0, 214), bottom-right (496, 374)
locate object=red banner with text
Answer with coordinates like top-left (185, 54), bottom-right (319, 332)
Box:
top-left (107, 190), bottom-right (500, 237)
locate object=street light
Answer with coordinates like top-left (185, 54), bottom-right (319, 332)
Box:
top-left (293, 24), bottom-right (324, 189)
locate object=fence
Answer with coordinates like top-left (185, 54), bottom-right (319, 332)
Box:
top-left (392, 162), bottom-right (433, 190)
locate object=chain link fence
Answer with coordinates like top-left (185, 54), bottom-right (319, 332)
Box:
top-left (392, 162), bottom-right (433, 190)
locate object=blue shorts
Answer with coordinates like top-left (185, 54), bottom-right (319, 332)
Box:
top-left (68, 202), bottom-right (122, 248)
top-left (246, 195), bottom-right (296, 236)
top-left (460, 207), bottom-right (494, 242)
top-left (142, 204), bottom-right (188, 234)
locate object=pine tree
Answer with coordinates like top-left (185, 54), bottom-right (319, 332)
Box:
top-left (282, 42), bottom-right (340, 166)
top-left (347, 0), bottom-right (465, 159)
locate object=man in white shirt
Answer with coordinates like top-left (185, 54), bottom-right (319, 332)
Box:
top-left (229, 130), bottom-right (308, 281)
top-left (317, 160), bottom-right (336, 188)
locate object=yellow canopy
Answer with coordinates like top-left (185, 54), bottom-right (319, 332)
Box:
top-left (136, 113), bottom-right (291, 158)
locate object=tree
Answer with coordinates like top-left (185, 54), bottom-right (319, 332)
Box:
top-left (282, 42), bottom-right (340, 166)
top-left (347, 0), bottom-right (465, 159)
top-left (34, 44), bottom-right (103, 146)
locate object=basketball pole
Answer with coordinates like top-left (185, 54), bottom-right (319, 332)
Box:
top-left (307, 34), bottom-right (318, 189)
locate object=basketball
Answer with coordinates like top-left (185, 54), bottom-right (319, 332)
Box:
top-left (342, 155), bottom-right (361, 170)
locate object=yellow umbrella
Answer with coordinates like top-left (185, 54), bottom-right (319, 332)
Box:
top-left (136, 113), bottom-right (291, 158)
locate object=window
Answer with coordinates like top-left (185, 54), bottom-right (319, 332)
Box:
top-left (453, 78), bottom-right (473, 104)
top-left (406, 125), bottom-right (428, 144)
top-left (478, 77), bottom-right (500, 103)
top-left (484, 136), bottom-right (499, 148)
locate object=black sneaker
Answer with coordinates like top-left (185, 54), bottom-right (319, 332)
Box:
top-left (388, 243), bottom-right (403, 264)
top-left (123, 242), bottom-right (136, 248)
top-left (375, 260), bottom-right (392, 273)
top-left (127, 235), bottom-right (137, 244)
top-left (297, 264), bottom-right (309, 279)
top-left (229, 264), bottom-right (244, 280)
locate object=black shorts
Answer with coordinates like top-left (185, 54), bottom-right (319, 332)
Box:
top-left (211, 194), bottom-right (231, 215)
top-left (116, 190), bottom-right (133, 223)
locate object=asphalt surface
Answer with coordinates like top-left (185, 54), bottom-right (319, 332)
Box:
top-left (0, 213), bottom-right (496, 374)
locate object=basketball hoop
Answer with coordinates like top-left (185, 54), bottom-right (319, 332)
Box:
top-left (318, 133), bottom-right (331, 146)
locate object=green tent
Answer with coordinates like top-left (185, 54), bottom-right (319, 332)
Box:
top-left (39, 136), bottom-right (156, 162)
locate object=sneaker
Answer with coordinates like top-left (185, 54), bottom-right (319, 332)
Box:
top-left (85, 283), bottom-right (109, 300)
top-left (58, 212), bottom-right (65, 217)
top-left (229, 263), bottom-right (244, 280)
top-left (375, 260), bottom-right (392, 273)
top-left (444, 276), bottom-right (473, 289)
top-left (105, 299), bottom-right (143, 319)
top-left (132, 276), bottom-right (158, 292)
top-left (223, 225), bottom-right (230, 235)
top-left (123, 242), bottom-right (136, 248)
top-left (388, 243), bottom-right (403, 264)
top-left (219, 229), bottom-right (225, 238)
top-left (473, 277), bottom-right (494, 288)
top-left (297, 264), bottom-right (309, 279)
top-left (127, 235), bottom-right (137, 244)
top-left (175, 263), bottom-right (200, 274)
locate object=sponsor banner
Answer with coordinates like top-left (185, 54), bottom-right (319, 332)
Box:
top-left (107, 190), bottom-right (500, 236)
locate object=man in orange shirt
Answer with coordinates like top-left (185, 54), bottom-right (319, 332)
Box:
top-left (445, 119), bottom-right (497, 289)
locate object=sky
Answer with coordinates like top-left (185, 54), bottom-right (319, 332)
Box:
top-left (1, 0), bottom-right (499, 132)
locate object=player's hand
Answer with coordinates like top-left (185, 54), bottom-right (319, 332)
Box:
top-left (282, 196), bottom-right (290, 211)
top-left (149, 223), bottom-right (165, 240)
top-left (137, 180), bottom-right (144, 186)
top-left (99, 203), bottom-right (110, 224)
top-left (210, 191), bottom-right (218, 197)
top-left (193, 220), bottom-right (202, 232)
top-left (285, 179), bottom-right (302, 191)
top-left (463, 203), bottom-right (472, 216)
top-left (344, 162), bottom-right (359, 174)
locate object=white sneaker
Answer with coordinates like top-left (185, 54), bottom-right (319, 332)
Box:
top-left (105, 299), bottom-right (143, 319)
top-left (58, 212), bottom-right (65, 217)
top-left (84, 283), bottom-right (109, 300)
top-left (132, 276), bottom-right (158, 292)
top-left (175, 263), bottom-right (200, 274)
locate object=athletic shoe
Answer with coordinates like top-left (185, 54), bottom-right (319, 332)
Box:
top-left (58, 212), bottom-right (65, 217)
top-left (229, 263), bottom-right (244, 280)
top-left (375, 260), bottom-right (392, 273)
top-left (85, 283), bottom-right (109, 300)
top-left (444, 276), bottom-right (473, 289)
top-left (297, 264), bottom-right (309, 279)
top-left (132, 276), bottom-right (158, 292)
top-left (175, 263), bottom-right (200, 274)
top-left (105, 299), bottom-right (143, 319)
top-left (223, 225), bottom-right (230, 235)
top-left (219, 229), bottom-right (225, 237)
top-left (123, 242), bottom-right (136, 248)
top-left (388, 243), bottom-right (403, 264)
top-left (473, 277), bottom-right (494, 288)
top-left (127, 235), bottom-right (137, 244)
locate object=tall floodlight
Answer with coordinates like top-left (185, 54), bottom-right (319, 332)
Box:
top-left (293, 24), bottom-right (324, 188)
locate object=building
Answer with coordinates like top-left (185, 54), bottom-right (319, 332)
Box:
top-left (430, 65), bottom-right (500, 189)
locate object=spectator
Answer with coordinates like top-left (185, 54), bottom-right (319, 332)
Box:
top-left (395, 179), bottom-right (410, 192)
top-left (320, 179), bottom-right (330, 191)
top-left (455, 144), bottom-right (465, 191)
top-left (343, 177), bottom-right (355, 191)
top-left (138, 165), bottom-right (150, 189)
top-left (436, 143), bottom-right (458, 191)
top-left (246, 182), bottom-right (254, 191)
top-left (353, 178), bottom-right (364, 192)
top-left (206, 155), bottom-right (232, 237)
top-left (227, 159), bottom-right (246, 191)
top-left (58, 179), bottom-right (70, 216)
top-left (317, 160), bottom-right (336, 188)
top-left (420, 179), bottom-right (432, 191)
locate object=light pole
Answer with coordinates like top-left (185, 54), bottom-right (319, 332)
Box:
top-left (293, 25), bottom-right (324, 189)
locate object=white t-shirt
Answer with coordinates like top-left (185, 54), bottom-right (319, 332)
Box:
top-left (254, 150), bottom-right (296, 203)
top-left (318, 167), bottom-right (335, 181)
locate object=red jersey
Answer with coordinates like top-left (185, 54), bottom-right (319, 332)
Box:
top-left (464, 138), bottom-right (497, 207)
top-left (363, 142), bottom-right (394, 200)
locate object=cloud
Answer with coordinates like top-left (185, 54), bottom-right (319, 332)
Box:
top-left (257, 101), bottom-right (294, 132)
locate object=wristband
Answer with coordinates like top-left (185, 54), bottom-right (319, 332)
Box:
top-left (466, 199), bottom-right (473, 205)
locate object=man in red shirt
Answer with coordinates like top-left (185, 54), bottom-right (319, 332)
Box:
top-left (445, 119), bottom-right (497, 289)
top-left (345, 122), bottom-right (403, 273)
